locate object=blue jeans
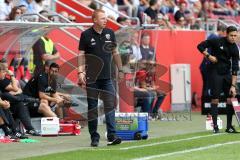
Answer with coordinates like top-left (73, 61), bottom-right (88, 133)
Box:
top-left (86, 79), bottom-right (116, 140)
top-left (134, 90), bottom-right (154, 112)
top-left (151, 94), bottom-right (165, 113)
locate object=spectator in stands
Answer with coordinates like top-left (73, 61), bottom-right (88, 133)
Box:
top-left (116, 17), bottom-right (131, 26)
top-left (0, 0), bottom-right (13, 21)
top-left (231, 0), bottom-right (240, 16)
top-left (130, 32), bottom-right (142, 62)
top-left (160, 0), bottom-right (176, 14)
top-left (140, 32), bottom-right (155, 61)
top-left (174, 1), bottom-right (191, 20)
top-left (88, 1), bottom-right (97, 10)
top-left (0, 63), bottom-right (40, 136)
top-left (137, 0), bottom-right (149, 22)
top-left (185, 14), bottom-right (200, 30)
top-left (198, 1), bottom-right (215, 20)
top-left (187, 0), bottom-right (202, 15)
top-left (18, 0), bottom-right (35, 13)
top-left (32, 35), bottom-right (60, 76)
top-left (23, 63), bottom-right (65, 118)
top-left (8, 6), bottom-right (22, 21)
top-left (68, 15), bottom-right (76, 22)
top-left (59, 11), bottom-right (69, 22)
top-left (174, 13), bottom-right (187, 29)
top-left (144, 0), bottom-right (160, 23)
top-left (117, 0), bottom-right (133, 17)
top-left (102, 0), bottom-right (119, 20)
top-left (32, 0), bottom-right (45, 14)
top-left (38, 9), bottom-right (50, 21)
top-left (18, 4), bottom-right (27, 14)
top-left (154, 13), bottom-right (174, 30)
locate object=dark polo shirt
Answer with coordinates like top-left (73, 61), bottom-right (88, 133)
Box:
top-left (79, 27), bottom-right (116, 82)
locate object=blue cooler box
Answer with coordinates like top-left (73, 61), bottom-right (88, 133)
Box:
top-left (115, 113), bottom-right (148, 140)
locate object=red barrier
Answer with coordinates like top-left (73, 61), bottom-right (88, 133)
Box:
top-left (56, 0), bottom-right (121, 31)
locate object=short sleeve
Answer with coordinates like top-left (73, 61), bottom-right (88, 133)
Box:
top-left (79, 32), bottom-right (87, 51)
top-left (37, 74), bottom-right (47, 92)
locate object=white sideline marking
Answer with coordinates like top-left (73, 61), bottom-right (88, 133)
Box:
top-left (120, 133), bottom-right (226, 150)
top-left (131, 141), bottom-right (240, 160)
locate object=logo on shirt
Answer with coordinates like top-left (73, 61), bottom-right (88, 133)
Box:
top-left (91, 38), bottom-right (96, 45)
top-left (220, 46), bottom-right (224, 50)
top-left (105, 34), bottom-right (110, 40)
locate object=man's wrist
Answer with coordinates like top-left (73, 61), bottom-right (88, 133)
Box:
top-left (78, 71), bottom-right (85, 75)
top-left (205, 54), bottom-right (210, 59)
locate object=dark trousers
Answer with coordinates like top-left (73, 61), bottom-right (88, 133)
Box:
top-left (151, 94), bottom-right (165, 113)
top-left (134, 90), bottom-right (154, 112)
top-left (1, 93), bottom-right (34, 130)
top-left (86, 79), bottom-right (116, 140)
top-left (209, 70), bottom-right (233, 128)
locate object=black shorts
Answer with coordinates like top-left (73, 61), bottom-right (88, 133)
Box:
top-left (26, 102), bottom-right (43, 118)
top-left (209, 70), bottom-right (232, 99)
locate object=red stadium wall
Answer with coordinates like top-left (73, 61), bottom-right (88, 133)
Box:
top-left (154, 30), bottom-right (205, 111)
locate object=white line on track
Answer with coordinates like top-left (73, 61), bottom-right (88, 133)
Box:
top-left (120, 133), bottom-right (226, 150)
top-left (131, 140), bottom-right (240, 160)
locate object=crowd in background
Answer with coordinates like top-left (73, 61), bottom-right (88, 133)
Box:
top-left (1, 0), bottom-right (240, 29)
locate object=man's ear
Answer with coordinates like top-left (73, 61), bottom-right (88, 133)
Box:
top-left (93, 18), bottom-right (97, 23)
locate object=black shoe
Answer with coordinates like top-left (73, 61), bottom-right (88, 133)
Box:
top-left (226, 126), bottom-right (239, 133)
top-left (15, 132), bottom-right (28, 139)
top-left (91, 138), bottom-right (99, 147)
top-left (213, 126), bottom-right (219, 134)
top-left (7, 134), bottom-right (18, 140)
top-left (107, 135), bottom-right (122, 146)
top-left (26, 130), bottom-right (40, 136)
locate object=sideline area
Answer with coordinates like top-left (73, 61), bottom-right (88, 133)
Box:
top-left (0, 112), bottom-right (238, 160)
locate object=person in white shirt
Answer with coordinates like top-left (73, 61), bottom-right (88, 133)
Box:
top-left (18, 0), bottom-right (35, 13)
top-left (102, 0), bottom-right (119, 20)
top-left (130, 32), bottom-right (142, 62)
top-left (0, 0), bottom-right (13, 21)
top-left (32, 0), bottom-right (45, 13)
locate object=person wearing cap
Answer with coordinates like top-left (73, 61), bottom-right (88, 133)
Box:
top-left (197, 26), bottom-right (239, 134)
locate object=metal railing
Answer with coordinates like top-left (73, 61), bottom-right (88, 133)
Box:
top-left (20, 13), bottom-right (80, 41)
top-left (201, 18), bottom-right (240, 37)
top-left (53, 0), bottom-right (92, 20)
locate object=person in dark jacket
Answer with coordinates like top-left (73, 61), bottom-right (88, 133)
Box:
top-left (197, 25), bottom-right (239, 134)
